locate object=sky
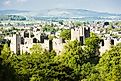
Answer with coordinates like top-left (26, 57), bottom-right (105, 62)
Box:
top-left (0, 0), bottom-right (121, 14)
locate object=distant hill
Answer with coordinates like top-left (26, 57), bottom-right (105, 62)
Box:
top-left (0, 9), bottom-right (121, 21)
top-left (37, 9), bottom-right (121, 17)
top-left (0, 10), bottom-right (29, 15)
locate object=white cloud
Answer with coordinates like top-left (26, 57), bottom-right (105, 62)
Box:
top-left (3, 0), bottom-right (12, 7)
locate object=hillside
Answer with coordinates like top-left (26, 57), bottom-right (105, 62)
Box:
top-left (0, 9), bottom-right (121, 21)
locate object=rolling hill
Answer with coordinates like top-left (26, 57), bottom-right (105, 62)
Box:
top-left (0, 9), bottom-right (121, 21)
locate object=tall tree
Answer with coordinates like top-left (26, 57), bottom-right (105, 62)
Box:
top-left (88, 43), bottom-right (121, 81)
top-left (85, 32), bottom-right (100, 64)
top-left (55, 40), bottom-right (94, 80)
top-left (60, 29), bottom-right (71, 40)
top-left (30, 44), bottom-right (43, 54)
top-left (0, 44), bottom-right (18, 81)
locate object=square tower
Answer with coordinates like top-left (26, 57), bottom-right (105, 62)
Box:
top-left (10, 34), bottom-right (21, 54)
top-left (71, 26), bottom-right (90, 45)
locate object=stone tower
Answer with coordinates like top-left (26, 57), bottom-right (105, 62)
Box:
top-left (71, 27), bottom-right (82, 41)
top-left (10, 34), bottom-right (21, 54)
top-left (99, 37), bottom-right (114, 55)
top-left (71, 26), bottom-right (90, 45)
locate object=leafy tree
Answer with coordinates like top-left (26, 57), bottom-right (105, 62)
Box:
top-left (30, 43), bottom-right (43, 54)
top-left (42, 24), bottom-right (56, 32)
top-left (84, 32), bottom-right (100, 64)
top-left (80, 62), bottom-right (95, 80)
top-left (55, 40), bottom-right (98, 80)
top-left (0, 60), bottom-right (18, 81)
top-left (1, 44), bottom-right (12, 63)
top-left (0, 44), bottom-right (18, 81)
top-left (60, 29), bottom-right (71, 40)
top-left (10, 44), bottom-right (57, 81)
top-left (88, 43), bottom-right (121, 81)
top-left (85, 32), bottom-right (100, 50)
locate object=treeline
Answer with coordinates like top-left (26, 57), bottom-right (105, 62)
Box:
top-left (0, 33), bottom-right (121, 81)
top-left (0, 15), bottom-right (26, 21)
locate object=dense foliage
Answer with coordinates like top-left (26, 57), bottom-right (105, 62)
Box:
top-left (42, 24), bottom-right (57, 32)
top-left (0, 33), bottom-right (121, 81)
top-left (60, 29), bottom-right (71, 40)
top-left (88, 43), bottom-right (121, 81)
